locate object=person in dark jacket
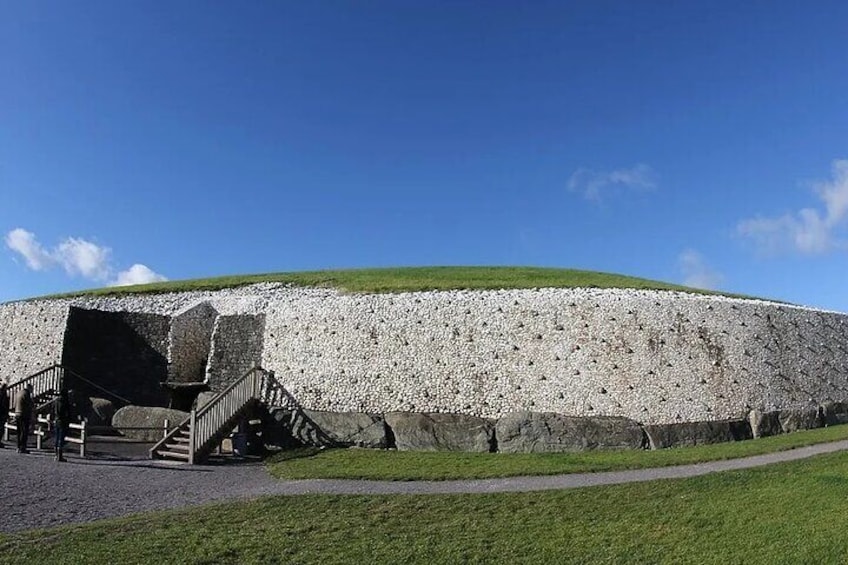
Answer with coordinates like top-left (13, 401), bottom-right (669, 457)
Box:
top-left (0, 382), bottom-right (9, 449)
top-left (53, 388), bottom-right (71, 462)
top-left (15, 384), bottom-right (33, 454)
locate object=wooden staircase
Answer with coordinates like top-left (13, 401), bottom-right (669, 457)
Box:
top-left (8, 364), bottom-right (65, 411)
top-left (5, 365), bottom-right (65, 441)
top-left (150, 366), bottom-right (268, 464)
top-left (153, 427), bottom-right (193, 461)
top-left (4, 364), bottom-right (132, 442)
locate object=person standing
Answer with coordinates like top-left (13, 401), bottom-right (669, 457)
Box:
top-left (15, 384), bottom-right (33, 454)
top-left (53, 388), bottom-right (71, 462)
top-left (0, 382), bottom-right (9, 449)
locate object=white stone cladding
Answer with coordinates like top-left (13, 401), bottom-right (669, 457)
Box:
top-left (2, 284), bottom-right (848, 426)
top-left (0, 300), bottom-right (69, 384)
top-left (261, 288), bottom-right (848, 425)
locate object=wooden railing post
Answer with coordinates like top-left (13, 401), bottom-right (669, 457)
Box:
top-left (152, 366), bottom-right (279, 464)
top-left (188, 409), bottom-right (197, 465)
top-left (79, 420), bottom-right (86, 458)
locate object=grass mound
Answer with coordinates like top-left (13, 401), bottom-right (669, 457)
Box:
top-left (52, 266), bottom-right (735, 298)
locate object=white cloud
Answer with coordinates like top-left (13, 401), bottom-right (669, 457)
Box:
top-left (678, 249), bottom-right (723, 290)
top-left (56, 237), bottom-right (112, 280)
top-left (111, 264), bottom-right (168, 287)
top-left (737, 159), bottom-right (848, 255)
top-left (4, 228), bottom-right (55, 271)
top-left (5, 227), bottom-right (167, 286)
top-left (568, 163), bottom-right (657, 201)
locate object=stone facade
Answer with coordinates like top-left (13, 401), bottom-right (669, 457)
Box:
top-left (167, 302), bottom-right (218, 384)
top-left (262, 288), bottom-right (848, 426)
top-left (206, 314), bottom-right (265, 391)
top-left (2, 284), bottom-right (848, 451)
top-left (0, 300), bottom-right (69, 384)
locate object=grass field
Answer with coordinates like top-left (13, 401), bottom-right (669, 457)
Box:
top-left (2, 450), bottom-right (848, 564)
top-left (47, 265), bottom-right (742, 298)
top-left (266, 423), bottom-right (848, 481)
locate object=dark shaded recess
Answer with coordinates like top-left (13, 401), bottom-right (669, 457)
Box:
top-left (166, 382), bottom-right (208, 412)
top-left (61, 307), bottom-right (170, 407)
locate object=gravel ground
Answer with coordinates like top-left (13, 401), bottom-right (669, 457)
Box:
top-left (2, 440), bottom-right (848, 534)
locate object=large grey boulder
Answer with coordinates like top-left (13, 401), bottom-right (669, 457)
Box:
top-left (385, 412), bottom-right (495, 452)
top-left (70, 395), bottom-right (116, 427)
top-left (643, 419), bottom-right (752, 449)
top-left (86, 397), bottom-right (116, 427)
top-left (496, 411), bottom-right (644, 453)
top-left (821, 402), bottom-right (848, 426)
top-left (748, 410), bottom-right (782, 439)
top-left (748, 406), bottom-right (824, 438)
top-left (777, 406), bottom-right (822, 433)
top-left (112, 406), bottom-right (190, 441)
top-left (280, 409), bottom-right (388, 448)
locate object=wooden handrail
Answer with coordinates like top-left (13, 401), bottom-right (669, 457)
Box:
top-left (8, 364), bottom-right (132, 407)
top-left (149, 366), bottom-right (271, 463)
top-left (190, 367), bottom-right (266, 460)
top-left (8, 364), bottom-right (64, 404)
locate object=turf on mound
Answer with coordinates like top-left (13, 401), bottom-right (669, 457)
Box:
top-left (51, 266), bottom-right (731, 298)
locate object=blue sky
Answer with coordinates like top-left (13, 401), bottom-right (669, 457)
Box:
top-left (3, 2), bottom-right (848, 310)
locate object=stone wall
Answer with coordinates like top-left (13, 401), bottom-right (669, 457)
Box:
top-left (0, 300), bottom-right (69, 384)
top-left (262, 289), bottom-right (848, 425)
top-left (61, 307), bottom-right (171, 406)
top-left (167, 302), bottom-right (218, 384)
top-left (206, 314), bottom-right (265, 391)
top-left (3, 284), bottom-right (848, 436)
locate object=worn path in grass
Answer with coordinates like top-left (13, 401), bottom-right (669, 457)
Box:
top-left (3, 440), bottom-right (848, 533)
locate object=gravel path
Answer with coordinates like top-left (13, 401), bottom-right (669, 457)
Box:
top-left (3, 440), bottom-right (848, 534)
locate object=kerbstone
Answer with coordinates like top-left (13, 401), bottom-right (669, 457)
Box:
top-left (112, 406), bottom-right (190, 441)
top-left (496, 411), bottom-right (644, 453)
top-left (748, 410), bottom-right (782, 438)
top-left (822, 402), bottom-right (848, 426)
top-left (777, 407), bottom-right (822, 433)
top-left (643, 420), bottom-right (752, 449)
top-left (385, 412), bottom-right (495, 452)
top-left (279, 409), bottom-right (388, 448)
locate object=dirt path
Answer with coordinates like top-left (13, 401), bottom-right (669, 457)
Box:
top-left (3, 440), bottom-right (847, 534)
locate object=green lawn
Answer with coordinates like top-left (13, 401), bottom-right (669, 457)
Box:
top-left (267, 423), bottom-right (848, 481)
top-left (45, 265), bottom-right (747, 298)
top-left (3, 450), bottom-right (848, 564)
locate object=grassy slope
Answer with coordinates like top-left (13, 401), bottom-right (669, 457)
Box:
top-left (47, 266), bottom-right (731, 297)
top-left (266, 424), bottom-right (848, 481)
top-left (3, 451), bottom-right (848, 564)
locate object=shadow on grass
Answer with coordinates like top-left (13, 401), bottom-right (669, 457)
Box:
top-left (267, 446), bottom-right (326, 463)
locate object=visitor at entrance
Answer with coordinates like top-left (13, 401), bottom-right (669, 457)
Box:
top-left (0, 381), bottom-right (8, 448)
top-left (53, 388), bottom-right (71, 462)
top-left (15, 384), bottom-right (33, 454)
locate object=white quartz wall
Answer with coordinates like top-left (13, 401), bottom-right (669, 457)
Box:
top-left (262, 288), bottom-right (848, 425)
top-left (0, 300), bottom-right (70, 385)
top-left (3, 284), bottom-right (848, 426)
